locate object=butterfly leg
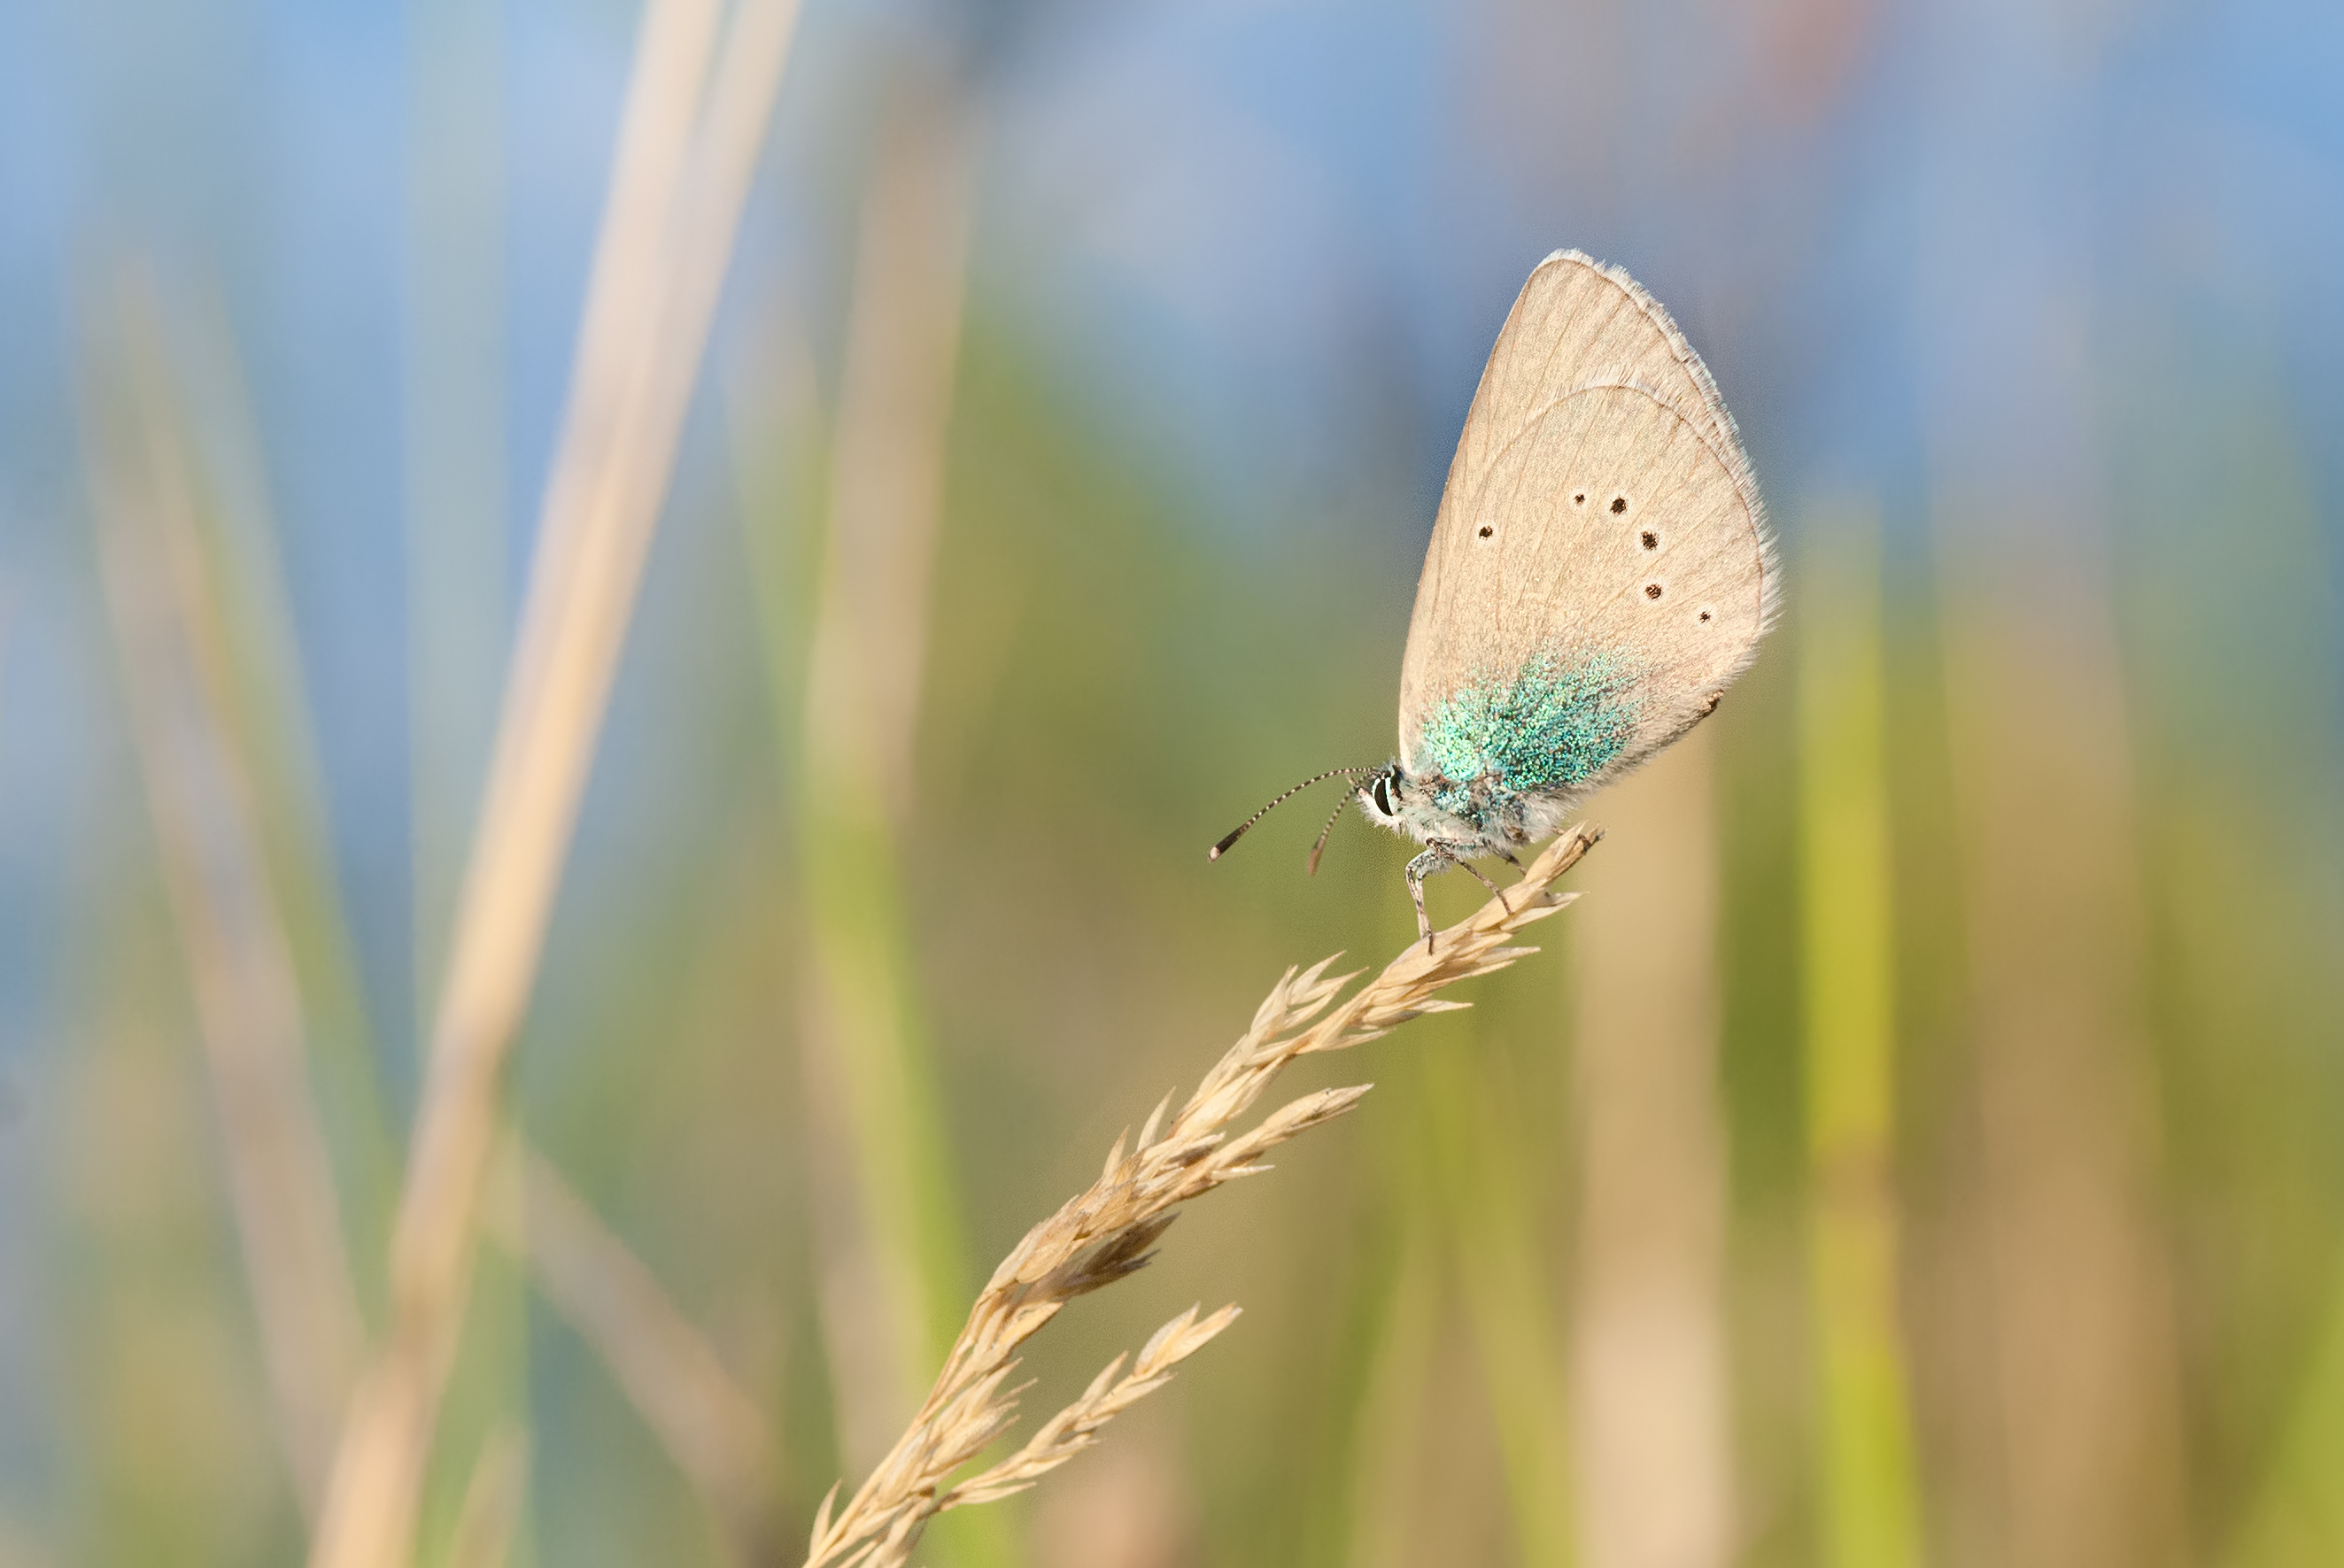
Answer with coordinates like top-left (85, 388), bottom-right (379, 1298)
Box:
top-left (1450, 852), bottom-right (1513, 914)
top-left (1491, 845), bottom-right (1527, 901)
top-left (1404, 848), bottom-right (1451, 952)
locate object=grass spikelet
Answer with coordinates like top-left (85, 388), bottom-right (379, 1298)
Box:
top-left (798, 823), bottom-right (1601, 1566)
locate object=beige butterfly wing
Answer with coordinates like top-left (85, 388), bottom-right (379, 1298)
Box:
top-left (1396, 251), bottom-right (1776, 788)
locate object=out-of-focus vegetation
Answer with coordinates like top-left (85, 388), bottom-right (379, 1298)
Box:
top-left (4, 2), bottom-right (2343, 1567)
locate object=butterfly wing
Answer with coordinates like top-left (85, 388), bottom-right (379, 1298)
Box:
top-left (1396, 251), bottom-right (1775, 790)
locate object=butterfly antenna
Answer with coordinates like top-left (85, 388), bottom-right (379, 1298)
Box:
top-left (1304, 790), bottom-right (1352, 877)
top-left (1208, 767), bottom-right (1375, 861)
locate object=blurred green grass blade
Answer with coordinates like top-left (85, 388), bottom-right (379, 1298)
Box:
top-left (794, 814), bottom-right (1015, 1568)
top-left (167, 318), bottom-right (538, 1564)
top-left (2223, 1253), bottom-right (2344, 1568)
top-left (81, 281), bottom-right (371, 1518)
top-left (742, 75), bottom-right (1017, 1568)
top-left (92, 282), bottom-right (538, 1559)
top-left (161, 290), bottom-right (404, 1286)
top-left (1798, 500), bottom-right (1924, 1568)
top-left (1289, 1172), bottom-right (1426, 1566)
top-left (795, 808), bottom-right (978, 1370)
top-left (419, 1250), bottom-right (531, 1568)
top-left (727, 322), bottom-right (827, 769)
top-left (1331, 1196), bottom-right (1443, 1568)
top-left (53, 879), bottom-right (290, 1558)
top-left (1419, 1037), bottom-right (1576, 1567)
top-left (119, 263), bottom-right (776, 1565)
top-left (442, 1424), bottom-right (530, 1568)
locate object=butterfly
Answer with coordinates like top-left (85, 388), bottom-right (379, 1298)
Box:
top-left (1211, 251), bottom-right (1777, 948)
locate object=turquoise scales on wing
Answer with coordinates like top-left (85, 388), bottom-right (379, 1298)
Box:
top-left (1412, 648), bottom-right (1641, 813)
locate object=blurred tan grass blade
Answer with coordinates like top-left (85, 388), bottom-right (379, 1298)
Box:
top-left (95, 290), bottom-right (781, 1552)
top-left (801, 78), bottom-right (975, 823)
top-left (480, 1139), bottom-right (783, 1561)
top-left (801, 826), bottom-right (1601, 1568)
top-left (1568, 732), bottom-right (1735, 1568)
top-left (1933, 472), bottom-right (2190, 1568)
top-left (792, 68), bottom-right (983, 1484)
top-left (165, 287), bottom-right (404, 1260)
top-left (1797, 501), bottom-right (1924, 1568)
top-left (80, 282), bottom-right (366, 1521)
top-left (309, 1), bottom-right (804, 1564)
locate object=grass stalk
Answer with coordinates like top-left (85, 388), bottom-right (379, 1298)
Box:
top-left (1931, 495), bottom-right (2192, 1566)
top-left (442, 1425), bottom-right (530, 1568)
top-left (799, 825), bottom-right (1602, 1568)
top-left (1567, 736), bottom-right (1735, 1568)
top-left (2222, 1250), bottom-right (2344, 1567)
top-left (1797, 500), bottom-right (1924, 1568)
top-left (79, 285), bottom-right (366, 1521)
top-left (308, 2), bottom-right (802, 1562)
top-left (480, 1139), bottom-right (784, 1562)
top-left (779, 73), bottom-right (1010, 1564)
top-left (1417, 1040), bottom-right (1576, 1564)
top-left (83, 274), bottom-right (783, 1557)
top-left (1336, 1212), bottom-right (1442, 1567)
top-left (163, 287), bottom-right (405, 1271)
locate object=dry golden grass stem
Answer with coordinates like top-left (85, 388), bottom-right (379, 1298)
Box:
top-left (81, 274), bottom-right (790, 1550)
top-left (801, 824), bottom-right (1602, 1568)
top-left (83, 282), bottom-right (782, 1554)
top-left (310, 1), bottom-right (802, 1563)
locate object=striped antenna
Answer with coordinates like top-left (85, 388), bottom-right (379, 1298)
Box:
top-left (1208, 767), bottom-right (1376, 861)
top-left (1304, 789), bottom-right (1354, 877)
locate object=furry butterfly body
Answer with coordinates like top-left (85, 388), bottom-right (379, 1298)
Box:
top-left (1214, 250), bottom-right (1776, 946)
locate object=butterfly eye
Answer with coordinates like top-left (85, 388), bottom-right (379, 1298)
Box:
top-left (1370, 775), bottom-right (1395, 815)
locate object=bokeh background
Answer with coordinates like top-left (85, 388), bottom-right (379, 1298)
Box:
top-left (4, 0), bottom-right (2343, 1565)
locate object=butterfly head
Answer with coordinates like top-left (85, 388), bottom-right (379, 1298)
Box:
top-left (1355, 761), bottom-right (1407, 828)
top-left (1355, 760), bottom-right (1501, 849)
